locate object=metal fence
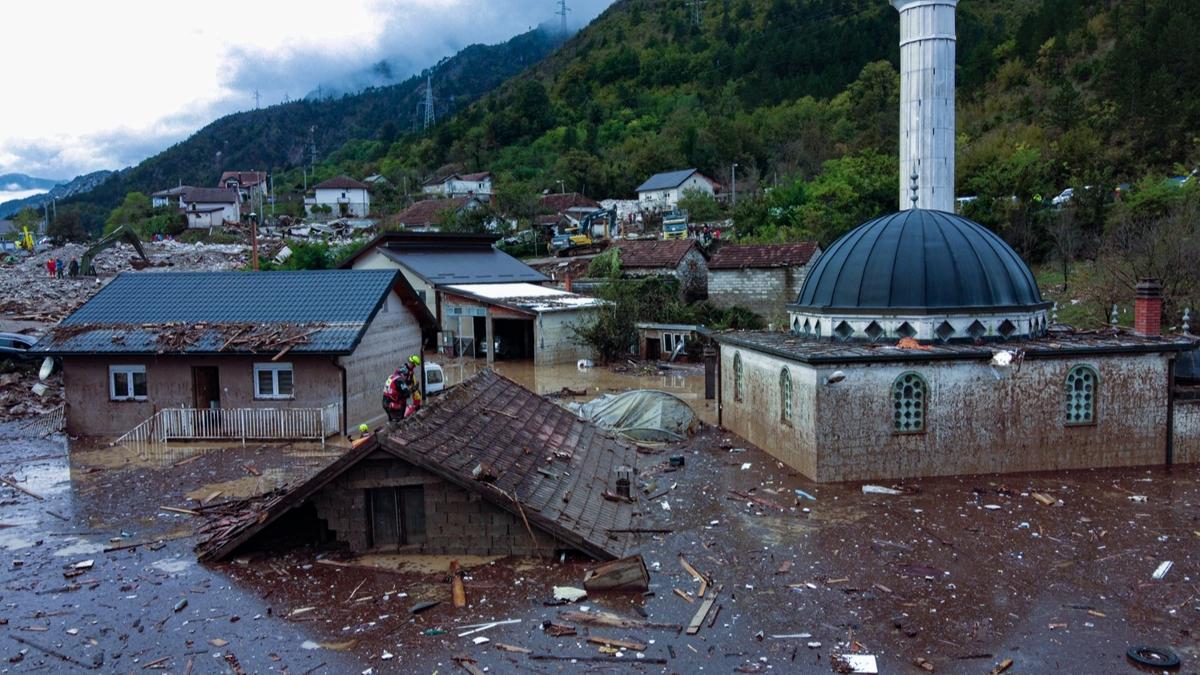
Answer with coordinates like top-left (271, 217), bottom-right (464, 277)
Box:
top-left (115, 403), bottom-right (341, 448)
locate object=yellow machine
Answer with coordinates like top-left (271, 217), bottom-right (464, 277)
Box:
top-left (15, 227), bottom-right (34, 250)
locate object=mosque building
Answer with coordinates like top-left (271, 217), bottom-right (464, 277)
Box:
top-left (709, 0), bottom-right (1199, 482)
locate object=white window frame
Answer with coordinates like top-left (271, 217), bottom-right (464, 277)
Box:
top-left (661, 332), bottom-right (687, 353)
top-left (109, 365), bottom-right (147, 401)
top-left (254, 362), bottom-right (295, 400)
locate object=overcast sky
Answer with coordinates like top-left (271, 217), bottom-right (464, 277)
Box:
top-left (0, 0), bottom-right (612, 181)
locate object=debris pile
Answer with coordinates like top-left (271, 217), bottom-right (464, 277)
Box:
top-left (0, 367), bottom-right (63, 421)
top-left (0, 240), bottom-right (248, 322)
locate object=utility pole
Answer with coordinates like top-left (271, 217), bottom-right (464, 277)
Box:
top-left (731, 163), bottom-right (738, 208)
top-left (254, 89), bottom-right (260, 109)
top-left (309, 126), bottom-right (318, 170)
top-left (557, 179), bottom-right (565, 194)
top-left (556, 0), bottom-right (570, 36)
top-left (423, 76), bottom-right (436, 130)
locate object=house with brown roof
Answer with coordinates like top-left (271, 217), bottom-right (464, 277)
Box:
top-left (422, 171), bottom-right (493, 201)
top-left (219, 171), bottom-right (268, 200)
top-left (197, 370), bottom-right (639, 560)
top-left (707, 242), bottom-right (821, 320)
top-left (180, 187), bottom-right (240, 228)
top-left (306, 175), bottom-right (371, 218)
top-left (387, 196), bottom-right (482, 231)
top-left (612, 239), bottom-right (708, 300)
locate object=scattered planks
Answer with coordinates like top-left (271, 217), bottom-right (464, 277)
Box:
top-left (687, 585), bottom-right (722, 635)
top-left (586, 636), bottom-right (647, 651)
top-left (0, 475), bottom-right (45, 501)
top-left (583, 555), bottom-right (650, 592)
top-left (559, 610), bottom-right (679, 631)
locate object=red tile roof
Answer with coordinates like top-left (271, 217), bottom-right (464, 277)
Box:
top-left (314, 175), bottom-right (370, 190)
top-left (708, 242), bottom-right (820, 269)
top-left (612, 239), bottom-right (701, 269)
top-left (219, 171), bottom-right (267, 188)
top-left (388, 197), bottom-right (472, 228)
top-left (540, 192), bottom-right (600, 214)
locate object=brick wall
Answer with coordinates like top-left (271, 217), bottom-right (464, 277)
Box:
top-left (310, 452), bottom-right (566, 556)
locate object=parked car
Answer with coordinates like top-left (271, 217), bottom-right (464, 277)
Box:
top-left (424, 362), bottom-right (445, 396)
top-left (0, 332), bottom-right (37, 360)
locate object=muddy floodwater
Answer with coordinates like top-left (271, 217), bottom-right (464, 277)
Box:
top-left (0, 402), bottom-right (1197, 672)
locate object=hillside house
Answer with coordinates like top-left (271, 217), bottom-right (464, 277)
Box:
top-left (198, 370), bottom-right (638, 561)
top-left (220, 171), bottom-right (268, 200)
top-left (422, 171), bottom-right (493, 201)
top-left (151, 186), bottom-right (191, 209)
top-left (180, 187), bottom-right (240, 228)
top-left (33, 270), bottom-right (435, 439)
top-left (306, 176), bottom-right (371, 218)
top-left (636, 169), bottom-right (719, 210)
top-left (707, 242), bottom-right (821, 321)
top-left (612, 239), bottom-right (708, 300)
top-left (387, 197), bottom-right (482, 231)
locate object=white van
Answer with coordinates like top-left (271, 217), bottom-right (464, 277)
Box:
top-left (424, 362), bottom-right (445, 396)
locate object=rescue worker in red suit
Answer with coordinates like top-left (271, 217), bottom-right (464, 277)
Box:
top-left (382, 367), bottom-right (409, 425)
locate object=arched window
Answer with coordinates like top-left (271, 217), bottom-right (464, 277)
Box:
top-left (892, 372), bottom-right (927, 433)
top-left (1065, 365), bottom-right (1098, 425)
top-left (733, 352), bottom-right (744, 402)
top-left (780, 368), bottom-right (793, 424)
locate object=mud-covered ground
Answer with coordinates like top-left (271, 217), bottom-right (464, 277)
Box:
top-left (0, 420), bottom-right (1197, 674)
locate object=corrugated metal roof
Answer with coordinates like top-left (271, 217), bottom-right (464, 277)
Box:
top-left (379, 247), bottom-right (548, 286)
top-left (36, 270), bottom-right (402, 355)
top-left (636, 169), bottom-right (699, 192)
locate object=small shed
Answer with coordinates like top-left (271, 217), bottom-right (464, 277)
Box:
top-left (636, 322), bottom-right (703, 361)
top-left (707, 242), bottom-right (821, 321)
top-left (197, 370), bottom-right (640, 561)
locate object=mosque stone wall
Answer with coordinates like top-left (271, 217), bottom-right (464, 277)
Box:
top-left (719, 347), bottom-right (1175, 482)
top-left (1172, 398), bottom-right (1200, 465)
top-left (719, 347), bottom-right (819, 478)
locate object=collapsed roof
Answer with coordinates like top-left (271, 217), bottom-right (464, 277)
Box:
top-left (198, 370), bottom-right (641, 561)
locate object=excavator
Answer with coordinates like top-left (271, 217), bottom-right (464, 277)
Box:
top-left (79, 224), bottom-right (151, 275)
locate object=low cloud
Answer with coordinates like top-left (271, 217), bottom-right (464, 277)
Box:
top-left (0, 0), bottom-right (613, 179)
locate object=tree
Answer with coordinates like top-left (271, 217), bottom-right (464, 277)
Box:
top-left (105, 192), bottom-right (152, 235)
top-left (13, 208), bottom-right (39, 233)
top-left (48, 210), bottom-right (86, 242)
top-left (677, 188), bottom-right (722, 223)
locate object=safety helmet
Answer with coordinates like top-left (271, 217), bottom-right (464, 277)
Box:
top-left (358, 423), bottom-right (369, 433)
top-left (409, 355), bottom-right (422, 366)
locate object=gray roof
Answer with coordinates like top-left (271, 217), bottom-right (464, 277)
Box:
top-left (795, 209), bottom-right (1046, 313)
top-left (636, 168), bottom-right (700, 192)
top-left (182, 187), bottom-right (239, 204)
top-left (35, 270), bottom-right (407, 356)
top-left (378, 247), bottom-right (548, 286)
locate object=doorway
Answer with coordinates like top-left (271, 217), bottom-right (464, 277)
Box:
top-left (645, 338), bottom-right (662, 360)
top-left (367, 485), bottom-right (426, 549)
top-left (192, 366), bottom-right (220, 409)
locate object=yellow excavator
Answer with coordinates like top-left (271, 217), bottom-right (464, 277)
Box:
top-left (79, 224), bottom-right (149, 275)
top-left (14, 227), bottom-right (34, 250)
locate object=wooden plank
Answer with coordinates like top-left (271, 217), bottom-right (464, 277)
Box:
top-left (586, 636), bottom-right (647, 651)
top-left (583, 555), bottom-right (650, 591)
top-left (687, 585), bottom-right (720, 635)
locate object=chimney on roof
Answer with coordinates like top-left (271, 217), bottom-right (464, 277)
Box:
top-left (1134, 279), bottom-right (1164, 337)
top-left (893, 0), bottom-right (957, 212)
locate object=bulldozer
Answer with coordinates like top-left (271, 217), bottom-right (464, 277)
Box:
top-left (79, 224), bottom-right (151, 276)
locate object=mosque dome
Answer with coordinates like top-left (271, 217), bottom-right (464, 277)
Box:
top-left (789, 209), bottom-right (1050, 342)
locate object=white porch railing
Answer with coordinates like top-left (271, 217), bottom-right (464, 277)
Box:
top-left (114, 403), bottom-right (341, 448)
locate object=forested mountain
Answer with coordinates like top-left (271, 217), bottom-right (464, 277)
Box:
top-left (295, 0), bottom-right (1200, 249)
top-left (60, 27), bottom-right (565, 222)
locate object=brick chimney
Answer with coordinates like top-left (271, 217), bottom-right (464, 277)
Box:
top-left (563, 272), bottom-right (573, 293)
top-left (1134, 278), bottom-right (1163, 336)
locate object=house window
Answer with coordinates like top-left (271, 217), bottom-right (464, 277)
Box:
top-left (780, 368), bottom-right (793, 424)
top-left (109, 365), bottom-right (147, 401)
top-left (368, 485), bottom-right (426, 548)
top-left (1065, 365), bottom-right (1098, 425)
top-left (733, 352), bottom-right (744, 402)
top-left (661, 332), bottom-right (687, 354)
top-left (892, 372), bottom-right (927, 433)
top-left (254, 362), bottom-right (294, 399)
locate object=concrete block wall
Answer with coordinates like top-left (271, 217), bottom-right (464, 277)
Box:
top-left (709, 268), bottom-right (789, 321)
top-left (535, 310), bottom-right (599, 366)
top-left (311, 454), bottom-right (566, 555)
top-left (719, 347), bottom-right (819, 477)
